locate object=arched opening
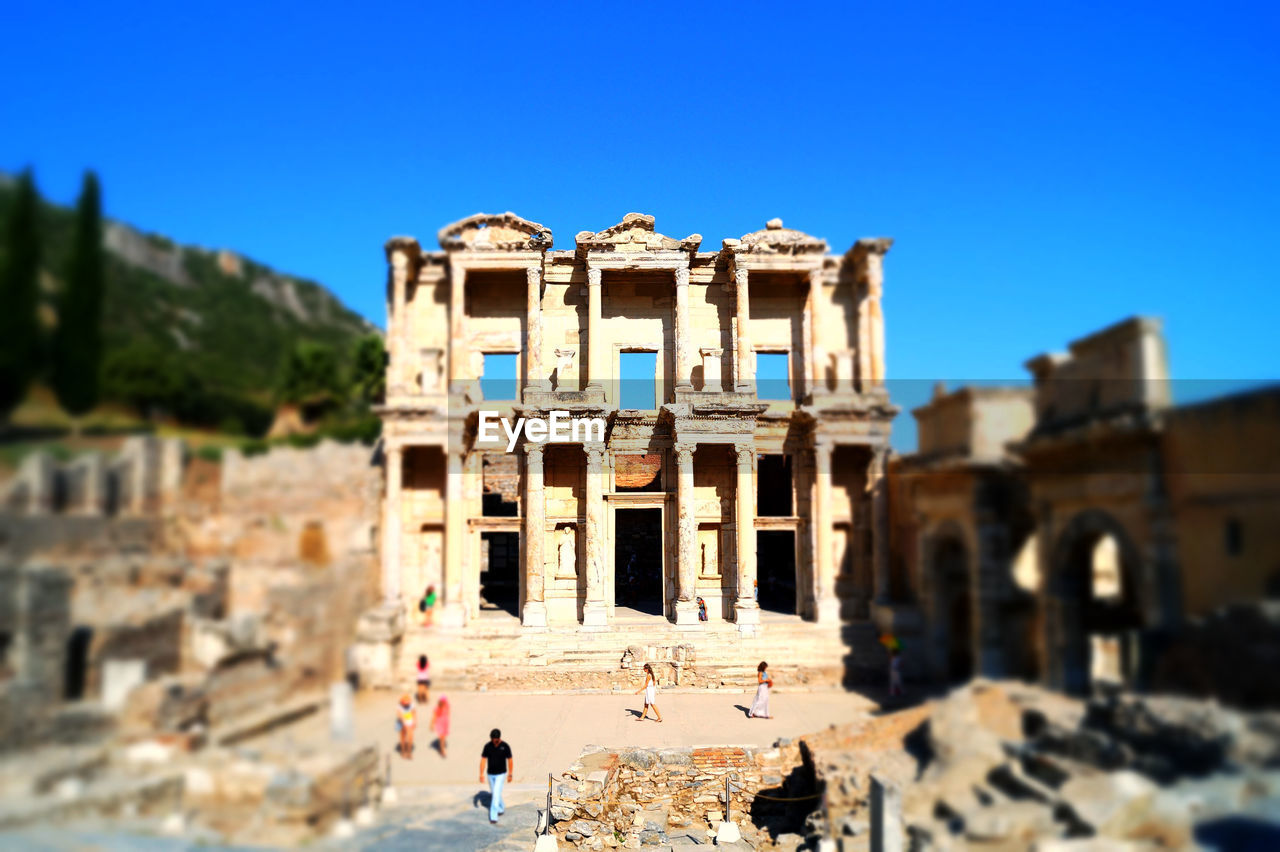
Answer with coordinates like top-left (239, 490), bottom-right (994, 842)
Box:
top-left (1051, 513), bottom-right (1144, 695)
top-left (928, 532), bottom-right (973, 684)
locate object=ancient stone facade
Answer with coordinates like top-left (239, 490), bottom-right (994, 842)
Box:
top-left (377, 213), bottom-right (896, 639)
top-left (891, 316), bottom-right (1280, 699)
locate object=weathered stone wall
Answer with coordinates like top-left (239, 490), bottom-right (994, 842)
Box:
top-left (550, 743), bottom-right (777, 849)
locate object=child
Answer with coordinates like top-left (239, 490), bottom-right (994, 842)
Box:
top-left (431, 695), bottom-right (451, 758)
top-left (396, 694), bottom-right (416, 759)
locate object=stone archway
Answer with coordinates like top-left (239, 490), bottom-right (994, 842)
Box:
top-left (924, 523), bottom-right (974, 684)
top-left (1047, 510), bottom-right (1145, 695)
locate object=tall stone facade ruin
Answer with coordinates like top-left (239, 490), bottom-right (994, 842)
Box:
top-left (376, 213), bottom-right (897, 645)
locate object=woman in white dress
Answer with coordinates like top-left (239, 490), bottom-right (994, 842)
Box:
top-left (634, 663), bottom-right (663, 722)
top-left (749, 661), bottom-right (773, 719)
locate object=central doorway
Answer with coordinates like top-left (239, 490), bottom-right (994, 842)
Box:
top-left (614, 508), bottom-right (664, 616)
top-left (757, 531), bottom-right (797, 615)
top-left (479, 531), bottom-right (519, 618)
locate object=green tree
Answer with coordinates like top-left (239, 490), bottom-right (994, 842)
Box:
top-left (350, 334), bottom-right (386, 404)
top-left (0, 169), bottom-right (42, 422)
top-left (101, 340), bottom-right (185, 419)
top-left (278, 341), bottom-right (343, 405)
top-left (52, 171), bottom-right (105, 418)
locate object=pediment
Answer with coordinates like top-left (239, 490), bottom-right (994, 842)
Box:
top-left (575, 213), bottom-right (701, 253)
top-left (726, 218), bottom-right (827, 255)
top-left (437, 212), bottom-right (552, 251)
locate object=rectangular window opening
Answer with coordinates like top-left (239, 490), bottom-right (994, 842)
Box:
top-left (620, 351), bottom-right (657, 410)
top-left (481, 353), bottom-right (518, 401)
top-left (757, 352), bottom-right (791, 401)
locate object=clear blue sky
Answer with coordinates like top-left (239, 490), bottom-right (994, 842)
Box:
top-left (5, 1), bottom-right (1277, 448)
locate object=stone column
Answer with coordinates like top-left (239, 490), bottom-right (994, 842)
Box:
top-left (522, 443), bottom-right (547, 628)
top-left (975, 520), bottom-right (1008, 677)
top-left (807, 268), bottom-right (823, 397)
top-left (441, 447), bottom-right (466, 626)
top-left (799, 272), bottom-right (814, 401)
top-left (853, 239), bottom-right (892, 390)
top-left (382, 444), bottom-right (403, 604)
top-left (674, 266), bottom-right (692, 390)
top-left (586, 265), bottom-right (604, 395)
top-left (814, 441), bottom-right (838, 623)
top-left (871, 447), bottom-right (891, 605)
top-left (733, 443), bottom-right (760, 631)
top-left (674, 441), bottom-right (699, 625)
top-left (525, 265), bottom-right (543, 399)
top-left (582, 442), bottom-right (608, 628)
top-left (448, 261), bottom-right (467, 394)
top-left (388, 247), bottom-right (410, 396)
top-left (733, 268), bottom-right (753, 392)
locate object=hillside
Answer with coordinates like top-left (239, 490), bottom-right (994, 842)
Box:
top-left (0, 173), bottom-right (378, 409)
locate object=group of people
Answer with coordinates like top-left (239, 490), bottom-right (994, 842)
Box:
top-left (632, 660), bottom-right (775, 721)
top-left (395, 654), bottom-right (450, 759)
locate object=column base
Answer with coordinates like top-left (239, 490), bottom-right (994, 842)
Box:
top-left (734, 599), bottom-right (760, 635)
top-left (582, 601), bottom-right (609, 630)
top-left (438, 602), bottom-right (466, 628)
top-left (814, 596), bottom-right (840, 625)
top-left (673, 600), bottom-right (700, 626)
top-left (521, 600), bottom-right (548, 629)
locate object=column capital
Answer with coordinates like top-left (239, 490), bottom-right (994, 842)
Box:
top-left (733, 268), bottom-right (749, 289)
top-left (586, 266), bottom-right (602, 287)
top-left (524, 442), bottom-right (545, 463)
top-left (526, 265), bottom-right (542, 285)
top-left (584, 442), bottom-right (606, 467)
top-left (733, 442), bottom-right (755, 463)
top-left (673, 266), bottom-right (690, 287)
top-left (673, 440), bottom-right (697, 462)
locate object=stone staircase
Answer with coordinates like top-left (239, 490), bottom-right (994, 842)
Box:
top-left (396, 614), bottom-right (882, 693)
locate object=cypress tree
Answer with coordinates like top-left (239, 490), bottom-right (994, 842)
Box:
top-left (52, 171), bottom-right (105, 418)
top-left (0, 169), bottom-right (42, 422)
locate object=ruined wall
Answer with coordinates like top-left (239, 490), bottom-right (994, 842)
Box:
top-left (1163, 386), bottom-right (1280, 615)
top-left (219, 441), bottom-right (380, 686)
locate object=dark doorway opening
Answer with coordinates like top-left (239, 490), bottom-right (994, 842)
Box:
top-left (479, 532), bottom-right (519, 618)
top-left (614, 509), bottom-right (664, 616)
top-left (757, 531), bottom-right (797, 615)
top-left (64, 626), bottom-right (93, 701)
top-left (758, 455), bottom-right (793, 516)
top-left (932, 537), bottom-right (973, 684)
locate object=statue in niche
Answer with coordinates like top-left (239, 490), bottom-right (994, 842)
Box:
top-left (701, 536), bottom-right (717, 576)
top-left (557, 525), bottom-right (576, 577)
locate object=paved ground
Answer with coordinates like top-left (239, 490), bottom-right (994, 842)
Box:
top-left (279, 688), bottom-right (879, 789)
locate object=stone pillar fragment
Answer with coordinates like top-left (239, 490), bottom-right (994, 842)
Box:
top-left (733, 269), bottom-right (753, 392)
top-left (871, 447), bottom-right (891, 604)
top-left (586, 266), bottom-right (604, 395)
top-left (387, 245), bottom-right (410, 395)
top-left (448, 261), bottom-right (467, 394)
top-left (674, 441), bottom-right (698, 625)
top-left (700, 348), bottom-right (723, 392)
top-left (870, 774), bottom-right (903, 852)
top-left (582, 443), bottom-right (608, 628)
top-left (733, 443), bottom-right (760, 631)
top-left (382, 444), bottom-right (403, 604)
top-left (525, 265), bottom-right (543, 399)
top-left (814, 441), bottom-right (837, 623)
top-left (674, 267), bottom-right (692, 389)
top-left (522, 444), bottom-right (547, 628)
top-left (800, 270), bottom-right (816, 400)
top-left (441, 447), bottom-right (465, 625)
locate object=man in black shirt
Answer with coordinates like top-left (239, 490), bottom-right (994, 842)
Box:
top-left (479, 728), bottom-right (514, 824)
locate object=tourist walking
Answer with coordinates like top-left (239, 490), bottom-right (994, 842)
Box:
top-left (415, 654), bottom-right (431, 704)
top-left (396, 694), bottom-right (416, 759)
top-left (749, 661), bottom-right (773, 718)
top-left (479, 728), bottom-right (514, 824)
top-left (432, 695), bottom-right (451, 758)
top-left (634, 663), bottom-right (663, 722)
top-left (888, 648), bottom-right (904, 697)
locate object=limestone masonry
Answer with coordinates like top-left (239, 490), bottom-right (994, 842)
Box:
top-left (376, 213), bottom-right (897, 645)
